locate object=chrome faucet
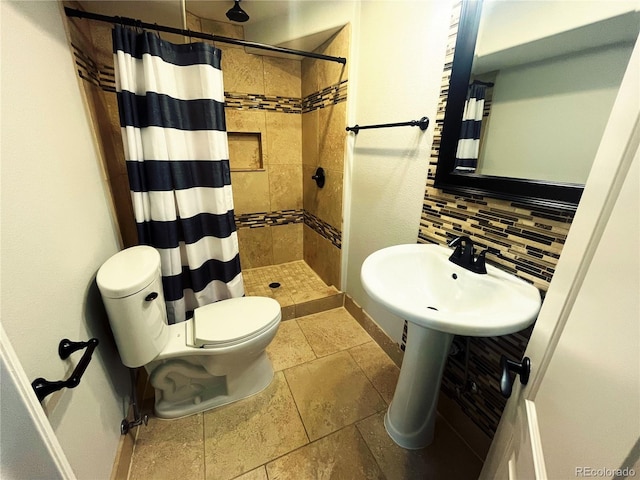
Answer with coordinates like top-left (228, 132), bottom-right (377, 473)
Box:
top-left (448, 236), bottom-right (500, 274)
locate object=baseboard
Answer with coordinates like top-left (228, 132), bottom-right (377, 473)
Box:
top-left (110, 368), bottom-right (150, 480)
top-left (437, 392), bottom-right (492, 461)
top-left (343, 294), bottom-right (404, 368)
top-left (110, 406), bottom-right (136, 480)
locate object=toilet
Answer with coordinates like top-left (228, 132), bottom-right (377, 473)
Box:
top-left (96, 245), bottom-right (281, 419)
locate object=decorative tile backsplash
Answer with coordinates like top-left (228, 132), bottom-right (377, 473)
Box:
top-left (235, 209), bottom-right (303, 229)
top-left (417, 1), bottom-right (576, 439)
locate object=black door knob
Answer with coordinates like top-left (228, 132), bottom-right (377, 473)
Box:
top-left (500, 355), bottom-right (531, 398)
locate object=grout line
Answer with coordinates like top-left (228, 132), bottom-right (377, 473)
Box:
top-left (345, 345), bottom-right (388, 408)
top-left (353, 413), bottom-right (387, 477)
top-left (282, 371), bottom-right (312, 446)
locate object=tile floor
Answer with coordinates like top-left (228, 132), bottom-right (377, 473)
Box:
top-left (126, 308), bottom-right (483, 480)
top-left (242, 261), bottom-right (343, 319)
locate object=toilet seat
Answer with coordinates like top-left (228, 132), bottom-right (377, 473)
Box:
top-left (192, 297), bottom-right (281, 348)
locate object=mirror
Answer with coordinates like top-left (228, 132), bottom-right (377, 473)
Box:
top-left (435, 0), bottom-right (639, 210)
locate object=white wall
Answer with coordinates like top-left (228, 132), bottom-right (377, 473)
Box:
top-left (1, 2), bottom-right (128, 479)
top-left (344, 0), bottom-right (453, 341)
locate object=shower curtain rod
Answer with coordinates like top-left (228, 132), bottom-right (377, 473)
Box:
top-left (64, 7), bottom-right (347, 65)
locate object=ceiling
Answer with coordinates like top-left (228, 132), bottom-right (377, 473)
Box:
top-left (76, 1), bottom-right (297, 27)
top-left (187, 1), bottom-right (301, 25)
top-left (76, 1), bottom-right (339, 58)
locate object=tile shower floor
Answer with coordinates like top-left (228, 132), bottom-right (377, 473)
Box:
top-left (242, 261), bottom-right (343, 319)
top-left (126, 306), bottom-right (483, 480)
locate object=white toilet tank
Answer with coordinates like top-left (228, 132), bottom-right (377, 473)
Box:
top-left (97, 246), bottom-right (169, 368)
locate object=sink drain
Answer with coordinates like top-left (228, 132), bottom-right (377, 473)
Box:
top-left (427, 306), bottom-right (438, 311)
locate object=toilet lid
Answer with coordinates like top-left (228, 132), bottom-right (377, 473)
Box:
top-left (97, 246), bottom-right (161, 298)
top-left (193, 297), bottom-right (281, 347)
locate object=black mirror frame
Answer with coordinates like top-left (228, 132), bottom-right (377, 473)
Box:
top-left (434, 0), bottom-right (583, 211)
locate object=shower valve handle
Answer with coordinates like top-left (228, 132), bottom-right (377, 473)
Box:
top-left (312, 167), bottom-right (325, 188)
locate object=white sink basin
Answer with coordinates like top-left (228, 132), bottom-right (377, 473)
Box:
top-left (361, 243), bottom-right (541, 336)
top-left (360, 243), bottom-right (541, 450)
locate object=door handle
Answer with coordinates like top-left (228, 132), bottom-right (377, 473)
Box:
top-left (500, 355), bottom-right (530, 398)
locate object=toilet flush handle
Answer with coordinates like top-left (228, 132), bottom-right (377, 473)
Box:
top-left (145, 292), bottom-right (158, 301)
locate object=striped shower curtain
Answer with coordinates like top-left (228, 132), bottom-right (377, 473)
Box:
top-left (454, 83), bottom-right (487, 172)
top-left (113, 25), bottom-right (244, 324)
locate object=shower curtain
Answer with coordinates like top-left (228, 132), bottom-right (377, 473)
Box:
top-left (454, 83), bottom-right (487, 172)
top-left (113, 25), bottom-right (244, 324)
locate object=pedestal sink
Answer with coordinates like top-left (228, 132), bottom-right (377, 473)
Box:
top-left (361, 243), bottom-right (541, 449)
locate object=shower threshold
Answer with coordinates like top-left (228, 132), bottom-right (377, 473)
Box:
top-left (242, 260), bottom-right (343, 320)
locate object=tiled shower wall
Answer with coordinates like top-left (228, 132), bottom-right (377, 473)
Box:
top-left (423, 2), bottom-right (575, 438)
top-left (65, 6), bottom-right (349, 290)
top-left (302, 28), bottom-right (350, 290)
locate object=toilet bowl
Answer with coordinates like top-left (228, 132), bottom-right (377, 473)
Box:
top-left (96, 246), bottom-right (281, 419)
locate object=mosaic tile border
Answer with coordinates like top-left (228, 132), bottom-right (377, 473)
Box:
top-left (224, 92), bottom-right (302, 113)
top-left (414, 1), bottom-right (576, 439)
top-left (303, 211), bottom-right (342, 249)
top-left (235, 209), bottom-right (303, 229)
top-left (72, 45), bottom-right (348, 117)
top-left (234, 209), bottom-right (341, 249)
top-left (302, 80), bottom-right (348, 113)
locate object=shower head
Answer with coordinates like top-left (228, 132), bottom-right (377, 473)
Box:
top-left (226, 0), bottom-right (249, 23)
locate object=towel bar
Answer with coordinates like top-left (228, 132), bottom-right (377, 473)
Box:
top-left (346, 116), bottom-right (429, 134)
top-left (31, 338), bottom-right (99, 402)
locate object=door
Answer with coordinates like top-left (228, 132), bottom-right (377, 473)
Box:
top-left (480, 36), bottom-right (640, 479)
top-left (0, 326), bottom-right (76, 480)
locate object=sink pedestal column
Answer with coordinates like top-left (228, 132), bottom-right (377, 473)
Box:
top-left (384, 322), bottom-right (453, 449)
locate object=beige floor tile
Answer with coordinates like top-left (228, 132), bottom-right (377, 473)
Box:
top-left (265, 426), bottom-right (385, 480)
top-left (203, 371), bottom-right (308, 480)
top-left (349, 342), bottom-right (400, 405)
top-left (284, 351), bottom-right (386, 441)
top-left (297, 307), bottom-right (372, 357)
top-left (267, 320), bottom-right (317, 371)
top-left (356, 411), bottom-right (483, 480)
top-left (129, 414), bottom-right (204, 480)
